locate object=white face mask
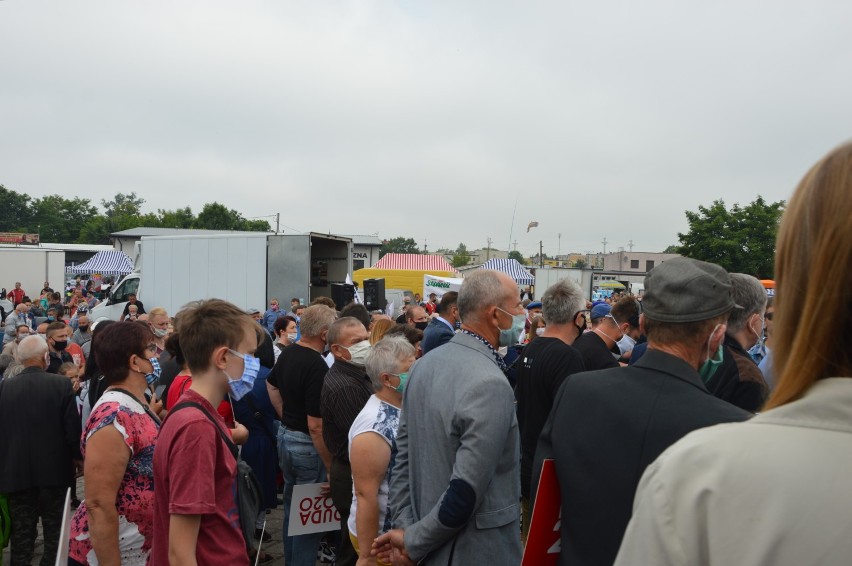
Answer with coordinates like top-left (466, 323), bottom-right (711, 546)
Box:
top-left (344, 340), bottom-right (372, 366)
top-left (535, 327), bottom-right (546, 337)
top-left (617, 333), bottom-right (636, 355)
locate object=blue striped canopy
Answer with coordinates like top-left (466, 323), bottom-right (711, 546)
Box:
top-left (67, 250), bottom-right (134, 276)
top-left (480, 258), bottom-right (535, 286)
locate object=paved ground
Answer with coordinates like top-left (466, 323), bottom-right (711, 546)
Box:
top-left (1, 477), bottom-right (332, 565)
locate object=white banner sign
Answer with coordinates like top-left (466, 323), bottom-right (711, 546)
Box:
top-left (423, 274), bottom-right (464, 300)
top-left (288, 483), bottom-right (341, 536)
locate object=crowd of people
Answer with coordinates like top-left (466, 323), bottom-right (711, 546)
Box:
top-left (0, 141), bottom-right (851, 566)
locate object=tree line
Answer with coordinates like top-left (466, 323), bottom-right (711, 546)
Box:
top-left (0, 186), bottom-right (270, 244)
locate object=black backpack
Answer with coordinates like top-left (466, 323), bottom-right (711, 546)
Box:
top-left (169, 401), bottom-right (264, 551)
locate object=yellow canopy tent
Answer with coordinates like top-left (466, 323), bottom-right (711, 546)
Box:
top-left (352, 268), bottom-right (459, 294)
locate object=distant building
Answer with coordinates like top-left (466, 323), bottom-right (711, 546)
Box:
top-left (341, 235), bottom-right (382, 270)
top-left (602, 251), bottom-right (680, 273)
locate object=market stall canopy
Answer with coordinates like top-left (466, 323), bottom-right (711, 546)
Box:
top-left (596, 280), bottom-right (626, 289)
top-left (374, 253), bottom-right (459, 273)
top-left (67, 250), bottom-right (134, 276)
top-left (480, 258), bottom-right (535, 286)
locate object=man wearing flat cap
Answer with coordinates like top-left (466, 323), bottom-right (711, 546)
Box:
top-left (531, 257), bottom-right (751, 566)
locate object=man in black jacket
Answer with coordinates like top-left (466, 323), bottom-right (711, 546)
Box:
top-left (0, 335), bottom-right (82, 565)
top-left (705, 273), bottom-right (770, 412)
top-left (532, 257), bottom-right (751, 566)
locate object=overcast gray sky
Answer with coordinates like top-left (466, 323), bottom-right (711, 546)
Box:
top-left (2, 1), bottom-right (850, 257)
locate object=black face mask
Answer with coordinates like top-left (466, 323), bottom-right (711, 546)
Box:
top-left (575, 317), bottom-right (588, 336)
top-left (53, 340), bottom-right (68, 351)
top-left (78, 325), bottom-right (89, 332)
top-left (414, 321), bottom-right (429, 331)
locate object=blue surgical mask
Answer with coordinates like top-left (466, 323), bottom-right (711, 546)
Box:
top-left (145, 357), bottom-right (162, 385)
top-left (225, 349), bottom-right (261, 401)
top-left (496, 307), bottom-right (526, 347)
top-left (390, 372), bottom-right (409, 393)
top-left (698, 324), bottom-right (725, 383)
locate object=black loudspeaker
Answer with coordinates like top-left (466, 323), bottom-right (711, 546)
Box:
top-left (330, 283), bottom-right (355, 310)
top-left (364, 278), bottom-right (386, 311)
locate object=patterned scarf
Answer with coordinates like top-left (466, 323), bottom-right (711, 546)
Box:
top-left (461, 329), bottom-right (509, 375)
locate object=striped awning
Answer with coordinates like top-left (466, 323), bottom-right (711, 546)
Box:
top-left (480, 258), bottom-right (535, 286)
top-left (374, 253), bottom-right (459, 273)
top-left (67, 250), bottom-right (134, 276)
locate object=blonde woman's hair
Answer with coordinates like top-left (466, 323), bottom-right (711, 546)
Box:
top-left (369, 319), bottom-right (396, 345)
top-left (764, 142), bottom-right (852, 410)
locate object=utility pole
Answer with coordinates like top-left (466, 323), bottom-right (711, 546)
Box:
top-left (558, 233), bottom-right (562, 259)
top-left (540, 240), bottom-right (544, 268)
top-left (486, 237), bottom-right (492, 261)
top-left (276, 212), bottom-right (280, 234)
top-left (424, 238), bottom-right (428, 254)
top-left (512, 240), bottom-right (518, 251)
top-left (628, 239), bottom-right (634, 252)
top-left (602, 236), bottom-right (608, 255)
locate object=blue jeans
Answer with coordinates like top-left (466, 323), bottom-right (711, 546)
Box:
top-left (278, 425), bottom-right (327, 566)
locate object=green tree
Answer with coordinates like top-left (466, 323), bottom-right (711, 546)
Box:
top-left (574, 258), bottom-right (587, 269)
top-left (508, 250), bottom-right (525, 264)
top-left (452, 243), bottom-right (471, 267)
top-left (157, 207), bottom-right (196, 229)
top-left (662, 245), bottom-right (679, 254)
top-left (30, 194), bottom-right (99, 243)
top-left (380, 237), bottom-right (420, 258)
top-left (0, 185), bottom-right (33, 232)
top-left (195, 202), bottom-right (242, 230)
top-left (677, 196), bottom-right (785, 279)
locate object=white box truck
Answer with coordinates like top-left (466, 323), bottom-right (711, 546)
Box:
top-left (91, 232), bottom-right (354, 320)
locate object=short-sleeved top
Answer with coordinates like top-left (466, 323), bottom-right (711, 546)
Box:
top-left (270, 343), bottom-right (329, 434)
top-left (149, 389), bottom-right (247, 566)
top-left (347, 395), bottom-right (400, 538)
top-left (69, 390), bottom-right (160, 565)
top-left (514, 337), bottom-right (585, 499)
top-left (572, 331), bottom-right (620, 372)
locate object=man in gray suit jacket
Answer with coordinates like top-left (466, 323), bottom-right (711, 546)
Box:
top-left (376, 270), bottom-right (525, 565)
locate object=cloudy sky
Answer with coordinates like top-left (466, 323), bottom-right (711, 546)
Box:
top-left (2, 1), bottom-right (850, 257)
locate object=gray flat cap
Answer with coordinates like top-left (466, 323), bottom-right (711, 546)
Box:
top-left (642, 257), bottom-right (737, 323)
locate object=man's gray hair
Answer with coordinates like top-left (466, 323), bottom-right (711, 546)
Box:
top-left (16, 335), bottom-right (48, 364)
top-left (541, 279), bottom-right (586, 325)
top-left (299, 305), bottom-right (337, 338)
top-left (458, 270), bottom-right (508, 322)
top-left (327, 317), bottom-right (365, 347)
top-left (727, 273), bottom-right (768, 334)
top-left (365, 337), bottom-right (415, 392)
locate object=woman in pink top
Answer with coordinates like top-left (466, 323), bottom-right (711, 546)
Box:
top-left (68, 322), bottom-right (162, 565)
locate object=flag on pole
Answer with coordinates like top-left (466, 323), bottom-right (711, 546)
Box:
top-left (345, 274), bottom-right (362, 304)
top-left (527, 221), bottom-right (539, 233)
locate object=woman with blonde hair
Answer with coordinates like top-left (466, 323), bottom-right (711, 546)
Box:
top-left (615, 142), bottom-right (852, 566)
top-left (369, 318), bottom-right (395, 345)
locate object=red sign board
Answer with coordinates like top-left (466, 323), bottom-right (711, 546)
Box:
top-left (0, 232), bottom-right (40, 245)
top-left (522, 459), bottom-right (562, 566)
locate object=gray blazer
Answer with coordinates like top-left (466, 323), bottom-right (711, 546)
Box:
top-left (389, 332), bottom-right (522, 565)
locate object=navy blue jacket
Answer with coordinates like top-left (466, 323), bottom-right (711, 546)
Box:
top-left (421, 317), bottom-right (455, 356)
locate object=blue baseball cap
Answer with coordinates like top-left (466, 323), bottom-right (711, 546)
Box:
top-left (527, 301), bottom-right (542, 310)
top-left (590, 303), bottom-right (612, 321)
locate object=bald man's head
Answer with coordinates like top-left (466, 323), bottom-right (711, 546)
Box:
top-left (16, 335), bottom-right (49, 368)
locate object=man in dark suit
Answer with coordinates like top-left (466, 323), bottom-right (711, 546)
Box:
top-left (420, 291), bottom-right (459, 356)
top-left (0, 335), bottom-right (82, 565)
top-left (532, 257), bottom-right (752, 566)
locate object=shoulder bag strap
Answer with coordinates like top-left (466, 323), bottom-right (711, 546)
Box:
top-left (169, 401), bottom-right (238, 459)
top-left (108, 387), bottom-right (162, 426)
